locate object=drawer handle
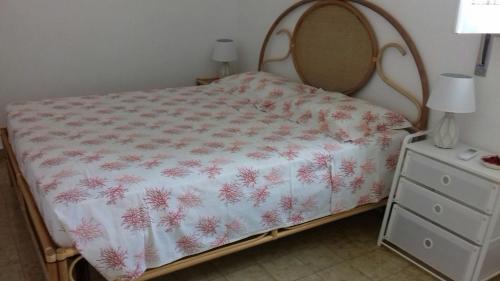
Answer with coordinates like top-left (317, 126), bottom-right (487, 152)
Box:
top-left (441, 175), bottom-right (451, 186)
top-left (423, 238), bottom-right (434, 249)
top-left (433, 204), bottom-right (443, 215)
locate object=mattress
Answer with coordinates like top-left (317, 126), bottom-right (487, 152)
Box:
top-left (6, 84), bottom-right (407, 280)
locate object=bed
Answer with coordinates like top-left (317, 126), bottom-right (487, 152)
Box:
top-left (1, 1), bottom-right (430, 281)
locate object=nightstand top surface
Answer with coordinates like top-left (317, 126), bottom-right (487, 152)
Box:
top-left (407, 138), bottom-right (500, 183)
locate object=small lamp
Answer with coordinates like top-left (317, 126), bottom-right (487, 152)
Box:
top-left (212, 38), bottom-right (238, 77)
top-left (427, 73), bottom-right (476, 149)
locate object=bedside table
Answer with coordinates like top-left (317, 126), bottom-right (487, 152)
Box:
top-left (196, 77), bottom-right (219, 86)
top-left (378, 132), bottom-right (500, 281)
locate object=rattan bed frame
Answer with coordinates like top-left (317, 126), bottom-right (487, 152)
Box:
top-left (1, 1), bottom-right (429, 281)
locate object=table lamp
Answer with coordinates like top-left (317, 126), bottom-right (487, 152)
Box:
top-left (426, 73), bottom-right (476, 149)
top-left (212, 39), bottom-right (238, 77)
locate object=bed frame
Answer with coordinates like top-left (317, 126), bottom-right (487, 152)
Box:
top-left (1, 1), bottom-right (429, 281)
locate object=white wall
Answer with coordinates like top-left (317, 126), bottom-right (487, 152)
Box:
top-left (237, 0), bottom-right (500, 153)
top-left (0, 0), bottom-right (238, 125)
top-left (458, 36), bottom-right (500, 153)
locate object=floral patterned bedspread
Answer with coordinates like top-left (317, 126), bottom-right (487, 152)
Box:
top-left (6, 83), bottom-right (406, 280)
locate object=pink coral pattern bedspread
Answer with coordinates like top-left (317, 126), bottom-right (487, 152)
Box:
top-left (6, 84), bottom-right (406, 280)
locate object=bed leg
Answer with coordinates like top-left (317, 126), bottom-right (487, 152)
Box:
top-left (57, 257), bottom-right (70, 281)
top-left (47, 262), bottom-right (60, 281)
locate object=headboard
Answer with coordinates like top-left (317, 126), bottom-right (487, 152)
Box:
top-left (258, 0), bottom-right (429, 130)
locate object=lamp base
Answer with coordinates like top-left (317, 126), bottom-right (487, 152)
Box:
top-left (219, 62), bottom-right (231, 77)
top-left (433, 112), bottom-right (459, 149)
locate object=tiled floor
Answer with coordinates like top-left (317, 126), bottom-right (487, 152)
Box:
top-left (0, 155), bottom-right (492, 281)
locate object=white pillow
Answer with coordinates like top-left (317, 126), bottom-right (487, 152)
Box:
top-left (256, 89), bottom-right (412, 141)
top-left (215, 72), bottom-right (318, 102)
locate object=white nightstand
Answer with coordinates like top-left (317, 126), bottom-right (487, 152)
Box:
top-left (378, 132), bottom-right (500, 281)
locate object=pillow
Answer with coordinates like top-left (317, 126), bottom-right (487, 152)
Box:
top-left (215, 71), bottom-right (288, 90)
top-left (214, 72), bottom-right (318, 103)
top-left (256, 89), bottom-right (412, 142)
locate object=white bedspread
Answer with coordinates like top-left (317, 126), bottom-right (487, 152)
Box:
top-left (6, 84), bottom-right (406, 280)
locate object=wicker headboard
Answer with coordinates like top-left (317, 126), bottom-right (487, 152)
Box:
top-left (258, 0), bottom-right (429, 130)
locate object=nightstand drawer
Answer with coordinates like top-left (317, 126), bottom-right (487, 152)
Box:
top-left (386, 205), bottom-right (480, 281)
top-left (395, 178), bottom-right (489, 244)
top-left (402, 151), bottom-right (498, 214)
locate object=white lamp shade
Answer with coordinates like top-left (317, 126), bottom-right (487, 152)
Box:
top-left (212, 39), bottom-right (238, 62)
top-left (455, 0), bottom-right (500, 34)
top-left (427, 73), bottom-right (476, 113)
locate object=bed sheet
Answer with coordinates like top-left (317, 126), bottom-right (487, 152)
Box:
top-left (6, 85), bottom-right (406, 280)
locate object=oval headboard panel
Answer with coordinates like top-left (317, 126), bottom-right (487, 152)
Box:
top-left (292, 1), bottom-right (378, 94)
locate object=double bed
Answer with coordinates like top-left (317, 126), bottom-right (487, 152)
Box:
top-left (2, 1), bottom-right (430, 281)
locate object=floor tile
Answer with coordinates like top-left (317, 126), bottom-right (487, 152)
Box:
top-left (339, 223), bottom-right (380, 243)
top-left (0, 263), bottom-right (26, 281)
top-left (253, 240), bottom-right (295, 264)
top-left (295, 274), bottom-right (324, 281)
top-left (225, 264), bottom-right (275, 281)
top-left (292, 245), bottom-right (343, 272)
top-left (20, 261), bottom-right (46, 281)
top-left (324, 237), bottom-right (377, 261)
top-left (0, 238), bottom-right (21, 268)
top-left (349, 248), bottom-right (410, 280)
top-left (383, 265), bottom-right (436, 281)
top-left (213, 249), bottom-right (260, 275)
top-left (317, 262), bottom-right (370, 281)
top-left (259, 255), bottom-right (314, 281)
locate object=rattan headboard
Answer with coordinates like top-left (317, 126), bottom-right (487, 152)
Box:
top-left (258, 0), bottom-right (429, 130)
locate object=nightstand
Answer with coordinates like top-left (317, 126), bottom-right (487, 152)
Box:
top-left (196, 77), bottom-right (219, 86)
top-left (378, 132), bottom-right (500, 281)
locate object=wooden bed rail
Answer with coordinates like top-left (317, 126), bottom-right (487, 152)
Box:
top-left (133, 200), bottom-right (387, 281)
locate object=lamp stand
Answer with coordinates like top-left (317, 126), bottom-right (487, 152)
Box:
top-left (219, 62), bottom-right (231, 77)
top-left (433, 112), bottom-right (459, 149)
